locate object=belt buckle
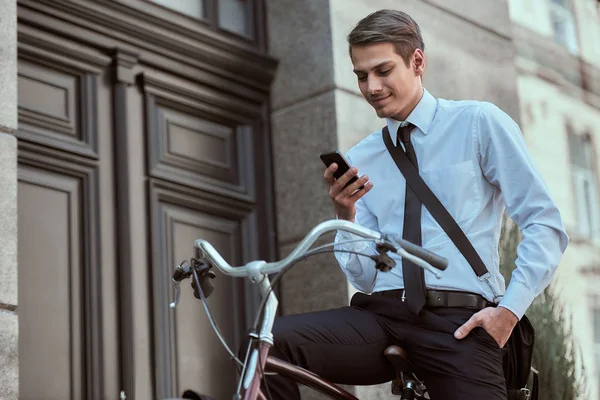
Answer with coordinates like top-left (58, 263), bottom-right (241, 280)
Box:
top-left (401, 289), bottom-right (405, 302)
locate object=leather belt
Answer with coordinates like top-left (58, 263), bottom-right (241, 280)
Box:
top-left (372, 289), bottom-right (492, 310)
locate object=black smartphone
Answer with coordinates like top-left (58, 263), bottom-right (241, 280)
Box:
top-left (320, 151), bottom-right (364, 190)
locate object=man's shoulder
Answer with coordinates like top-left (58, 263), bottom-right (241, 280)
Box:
top-left (436, 97), bottom-right (498, 115)
top-left (345, 130), bottom-right (384, 159)
top-left (436, 97), bottom-right (508, 121)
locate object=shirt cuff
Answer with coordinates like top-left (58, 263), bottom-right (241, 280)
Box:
top-left (498, 280), bottom-right (536, 320)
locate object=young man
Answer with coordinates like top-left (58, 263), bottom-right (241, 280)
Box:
top-left (263, 9), bottom-right (568, 399)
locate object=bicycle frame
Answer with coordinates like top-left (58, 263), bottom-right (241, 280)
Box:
top-left (237, 276), bottom-right (358, 400)
top-left (260, 354), bottom-right (359, 400)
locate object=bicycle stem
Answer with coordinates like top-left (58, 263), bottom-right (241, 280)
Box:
top-left (239, 272), bottom-right (277, 399)
top-left (257, 274), bottom-right (277, 345)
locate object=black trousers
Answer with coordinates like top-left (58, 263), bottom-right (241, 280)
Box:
top-left (247, 293), bottom-right (506, 400)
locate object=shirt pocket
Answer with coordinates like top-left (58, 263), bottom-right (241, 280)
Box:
top-left (420, 160), bottom-right (482, 224)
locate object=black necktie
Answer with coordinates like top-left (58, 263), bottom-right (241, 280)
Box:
top-left (398, 124), bottom-right (426, 314)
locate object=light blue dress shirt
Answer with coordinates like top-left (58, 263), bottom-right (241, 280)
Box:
top-left (335, 89), bottom-right (568, 319)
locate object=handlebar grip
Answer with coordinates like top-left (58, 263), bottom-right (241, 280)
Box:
top-left (395, 239), bottom-right (449, 271)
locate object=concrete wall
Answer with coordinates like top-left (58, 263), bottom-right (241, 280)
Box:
top-left (0, 0), bottom-right (19, 399)
top-left (265, 0), bottom-right (349, 321)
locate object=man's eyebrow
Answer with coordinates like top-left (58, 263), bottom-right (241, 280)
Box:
top-left (353, 61), bottom-right (393, 74)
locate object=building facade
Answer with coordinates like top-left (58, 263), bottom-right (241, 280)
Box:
top-left (1, 0), bottom-right (594, 399)
top-left (508, 0), bottom-right (600, 398)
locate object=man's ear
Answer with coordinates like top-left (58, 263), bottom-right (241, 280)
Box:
top-left (413, 49), bottom-right (425, 77)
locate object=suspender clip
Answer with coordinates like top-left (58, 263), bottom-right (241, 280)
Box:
top-left (478, 273), bottom-right (503, 304)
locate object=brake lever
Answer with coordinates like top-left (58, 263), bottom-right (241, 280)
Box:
top-left (169, 279), bottom-right (182, 309)
top-left (169, 261), bottom-right (188, 309)
top-left (374, 243), bottom-right (396, 272)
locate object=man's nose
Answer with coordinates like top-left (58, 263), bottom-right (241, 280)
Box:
top-left (367, 76), bottom-right (382, 94)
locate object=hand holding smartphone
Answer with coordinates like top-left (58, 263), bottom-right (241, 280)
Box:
top-left (320, 151), bottom-right (365, 190)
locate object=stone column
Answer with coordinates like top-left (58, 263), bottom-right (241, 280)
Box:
top-left (0, 0), bottom-right (19, 399)
top-left (265, 0), bottom-right (350, 317)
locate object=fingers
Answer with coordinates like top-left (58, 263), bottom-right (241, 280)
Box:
top-left (454, 311), bottom-right (482, 340)
top-left (329, 173), bottom-right (371, 204)
top-left (341, 173), bottom-right (370, 195)
top-left (323, 163), bottom-right (339, 184)
top-left (324, 165), bottom-right (359, 189)
top-left (350, 179), bottom-right (373, 200)
top-left (324, 164), bottom-right (372, 221)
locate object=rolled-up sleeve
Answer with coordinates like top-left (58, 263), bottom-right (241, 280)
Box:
top-left (477, 103), bottom-right (569, 319)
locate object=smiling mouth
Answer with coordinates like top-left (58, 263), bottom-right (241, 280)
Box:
top-left (371, 95), bottom-right (391, 105)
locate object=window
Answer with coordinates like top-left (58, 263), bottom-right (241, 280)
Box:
top-left (569, 133), bottom-right (600, 239)
top-left (218, 0), bottom-right (253, 37)
top-left (150, 0), bottom-right (205, 19)
top-left (550, 0), bottom-right (578, 53)
top-left (148, 0), bottom-right (254, 38)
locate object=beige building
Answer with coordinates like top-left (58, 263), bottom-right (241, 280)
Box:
top-left (0, 0), bottom-right (595, 399)
top-left (508, 0), bottom-right (600, 398)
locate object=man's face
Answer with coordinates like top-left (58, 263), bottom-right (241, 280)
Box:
top-left (351, 42), bottom-right (424, 120)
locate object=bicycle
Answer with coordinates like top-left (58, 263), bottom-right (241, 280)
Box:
top-left (169, 219), bottom-right (448, 400)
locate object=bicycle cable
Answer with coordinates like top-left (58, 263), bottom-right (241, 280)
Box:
top-left (191, 238), bottom-right (384, 398)
top-left (191, 266), bottom-right (245, 367)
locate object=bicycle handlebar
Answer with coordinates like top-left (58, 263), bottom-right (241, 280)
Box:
top-left (390, 235), bottom-right (448, 271)
top-left (171, 219), bottom-right (449, 399)
top-left (193, 219), bottom-right (448, 279)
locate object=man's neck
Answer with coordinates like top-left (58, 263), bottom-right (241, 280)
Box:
top-left (391, 85), bottom-right (424, 121)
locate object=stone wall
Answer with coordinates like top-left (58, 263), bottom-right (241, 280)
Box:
top-left (0, 0), bottom-right (19, 399)
top-left (265, 0), bottom-right (348, 317)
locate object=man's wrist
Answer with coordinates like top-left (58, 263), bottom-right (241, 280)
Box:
top-left (498, 281), bottom-right (535, 320)
top-left (336, 213), bottom-right (355, 223)
top-left (497, 305), bottom-right (519, 326)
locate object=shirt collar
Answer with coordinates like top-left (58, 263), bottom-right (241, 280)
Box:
top-left (385, 88), bottom-right (438, 143)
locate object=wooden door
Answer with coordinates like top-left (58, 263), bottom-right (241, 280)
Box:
top-left (17, 1), bottom-right (277, 399)
top-left (17, 29), bottom-right (119, 400)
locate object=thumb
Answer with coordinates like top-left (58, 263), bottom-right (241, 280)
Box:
top-left (454, 313), bottom-right (481, 340)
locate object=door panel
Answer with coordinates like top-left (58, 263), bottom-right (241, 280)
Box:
top-left (143, 72), bottom-right (259, 201)
top-left (156, 105), bottom-right (237, 183)
top-left (18, 166), bottom-right (85, 400)
top-left (150, 182), bottom-right (254, 399)
top-left (17, 58), bottom-right (99, 158)
top-left (17, 32), bottom-right (113, 400)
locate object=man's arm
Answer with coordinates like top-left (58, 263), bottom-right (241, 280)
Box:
top-left (334, 194), bottom-right (380, 292)
top-left (323, 153), bottom-right (378, 292)
top-left (476, 102), bottom-right (568, 319)
top-left (455, 102), bottom-right (568, 347)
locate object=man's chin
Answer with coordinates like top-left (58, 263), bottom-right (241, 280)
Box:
top-left (374, 107), bottom-right (391, 118)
